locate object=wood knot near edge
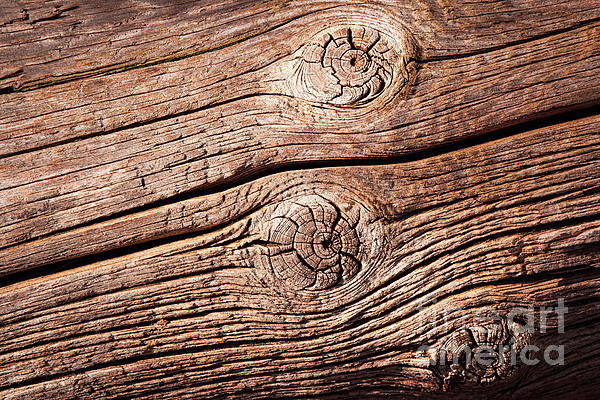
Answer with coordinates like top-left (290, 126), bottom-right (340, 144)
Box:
top-left (289, 25), bottom-right (411, 106)
top-left (264, 195), bottom-right (362, 291)
top-left (429, 318), bottom-right (532, 390)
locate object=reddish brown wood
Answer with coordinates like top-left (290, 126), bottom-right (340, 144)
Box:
top-left (0, 0), bottom-right (599, 399)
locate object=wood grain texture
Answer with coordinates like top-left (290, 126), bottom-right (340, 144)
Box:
top-left (1, 20), bottom-right (599, 259)
top-left (1, 0), bottom-right (599, 398)
top-left (1, 3), bottom-right (600, 156)
top-left (1, 114), bottom-right (599, 399)
top-left (1, 0), bottom-right (598, 91)
top-left (2, 113), bottom-right (599, 276)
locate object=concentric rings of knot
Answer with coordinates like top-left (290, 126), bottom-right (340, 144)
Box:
top-left (433, 319), bottom-right (531, 390)
top-left (267, 196), bottom-right (361, 290)
top-left (292, 25), bottom-right (401, 106)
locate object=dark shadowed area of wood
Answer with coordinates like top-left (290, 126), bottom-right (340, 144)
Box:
top-left (1, 0), bottom-right (599, 399)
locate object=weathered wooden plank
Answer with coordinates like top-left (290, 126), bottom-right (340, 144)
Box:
top-left (2, 11), bottom-right (600, 157)
top-left (0, 113), bottom-right (598, 398)
top-left (0, 211), bottom-right (597, 399)
top-left (1, 1), bottom-right (599, 398)
top-left (1, 0), bottom-right (598, 91)
top-left (1, 112), bottom-right (599, 276)
top-left (1, 22), bottom-right (599, 257)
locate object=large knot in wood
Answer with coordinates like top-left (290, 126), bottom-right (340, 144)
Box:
top-left (264, 195), bottom-right (361, 290)
top-left (289, 25), bottom-right (409, 106)
top-left (430, 318), bottom-right (532, 390)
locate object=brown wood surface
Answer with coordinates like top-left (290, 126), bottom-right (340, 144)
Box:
top-left (1, 0), bottom-right (599, 399)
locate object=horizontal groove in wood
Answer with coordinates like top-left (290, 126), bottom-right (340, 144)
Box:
top-left (1, 111), bottom-right (598, 277)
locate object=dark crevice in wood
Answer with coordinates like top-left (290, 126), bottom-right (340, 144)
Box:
top-left (2, 213), bottom-right (598, 363)
top-left (0, 232), bottom-right (201, 288)
top-left (29, 6), bottom-right (79, 24)
top-left (419, 16), bottom-right (600, 62)
top-left (0, 4), bottom-right (346, 96)
top-left (560, 295), bottom-right (600, 310)
top-left (0, 86), bottom-right (15, 95)
top-left (0, 204), bottom-right (260, 289)
top-left (1, 102), bottom-right (598, 271)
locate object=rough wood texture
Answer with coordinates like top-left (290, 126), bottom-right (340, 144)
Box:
top-left (1, 0), bottom-right (599, 399)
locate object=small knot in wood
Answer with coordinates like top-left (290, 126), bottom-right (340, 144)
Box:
top-left (266, 195), bottom-right (361, 290)
top-left (291, 25), bottom-right (406, 106)
top-left (432, 319), bottom-right (532, 390)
